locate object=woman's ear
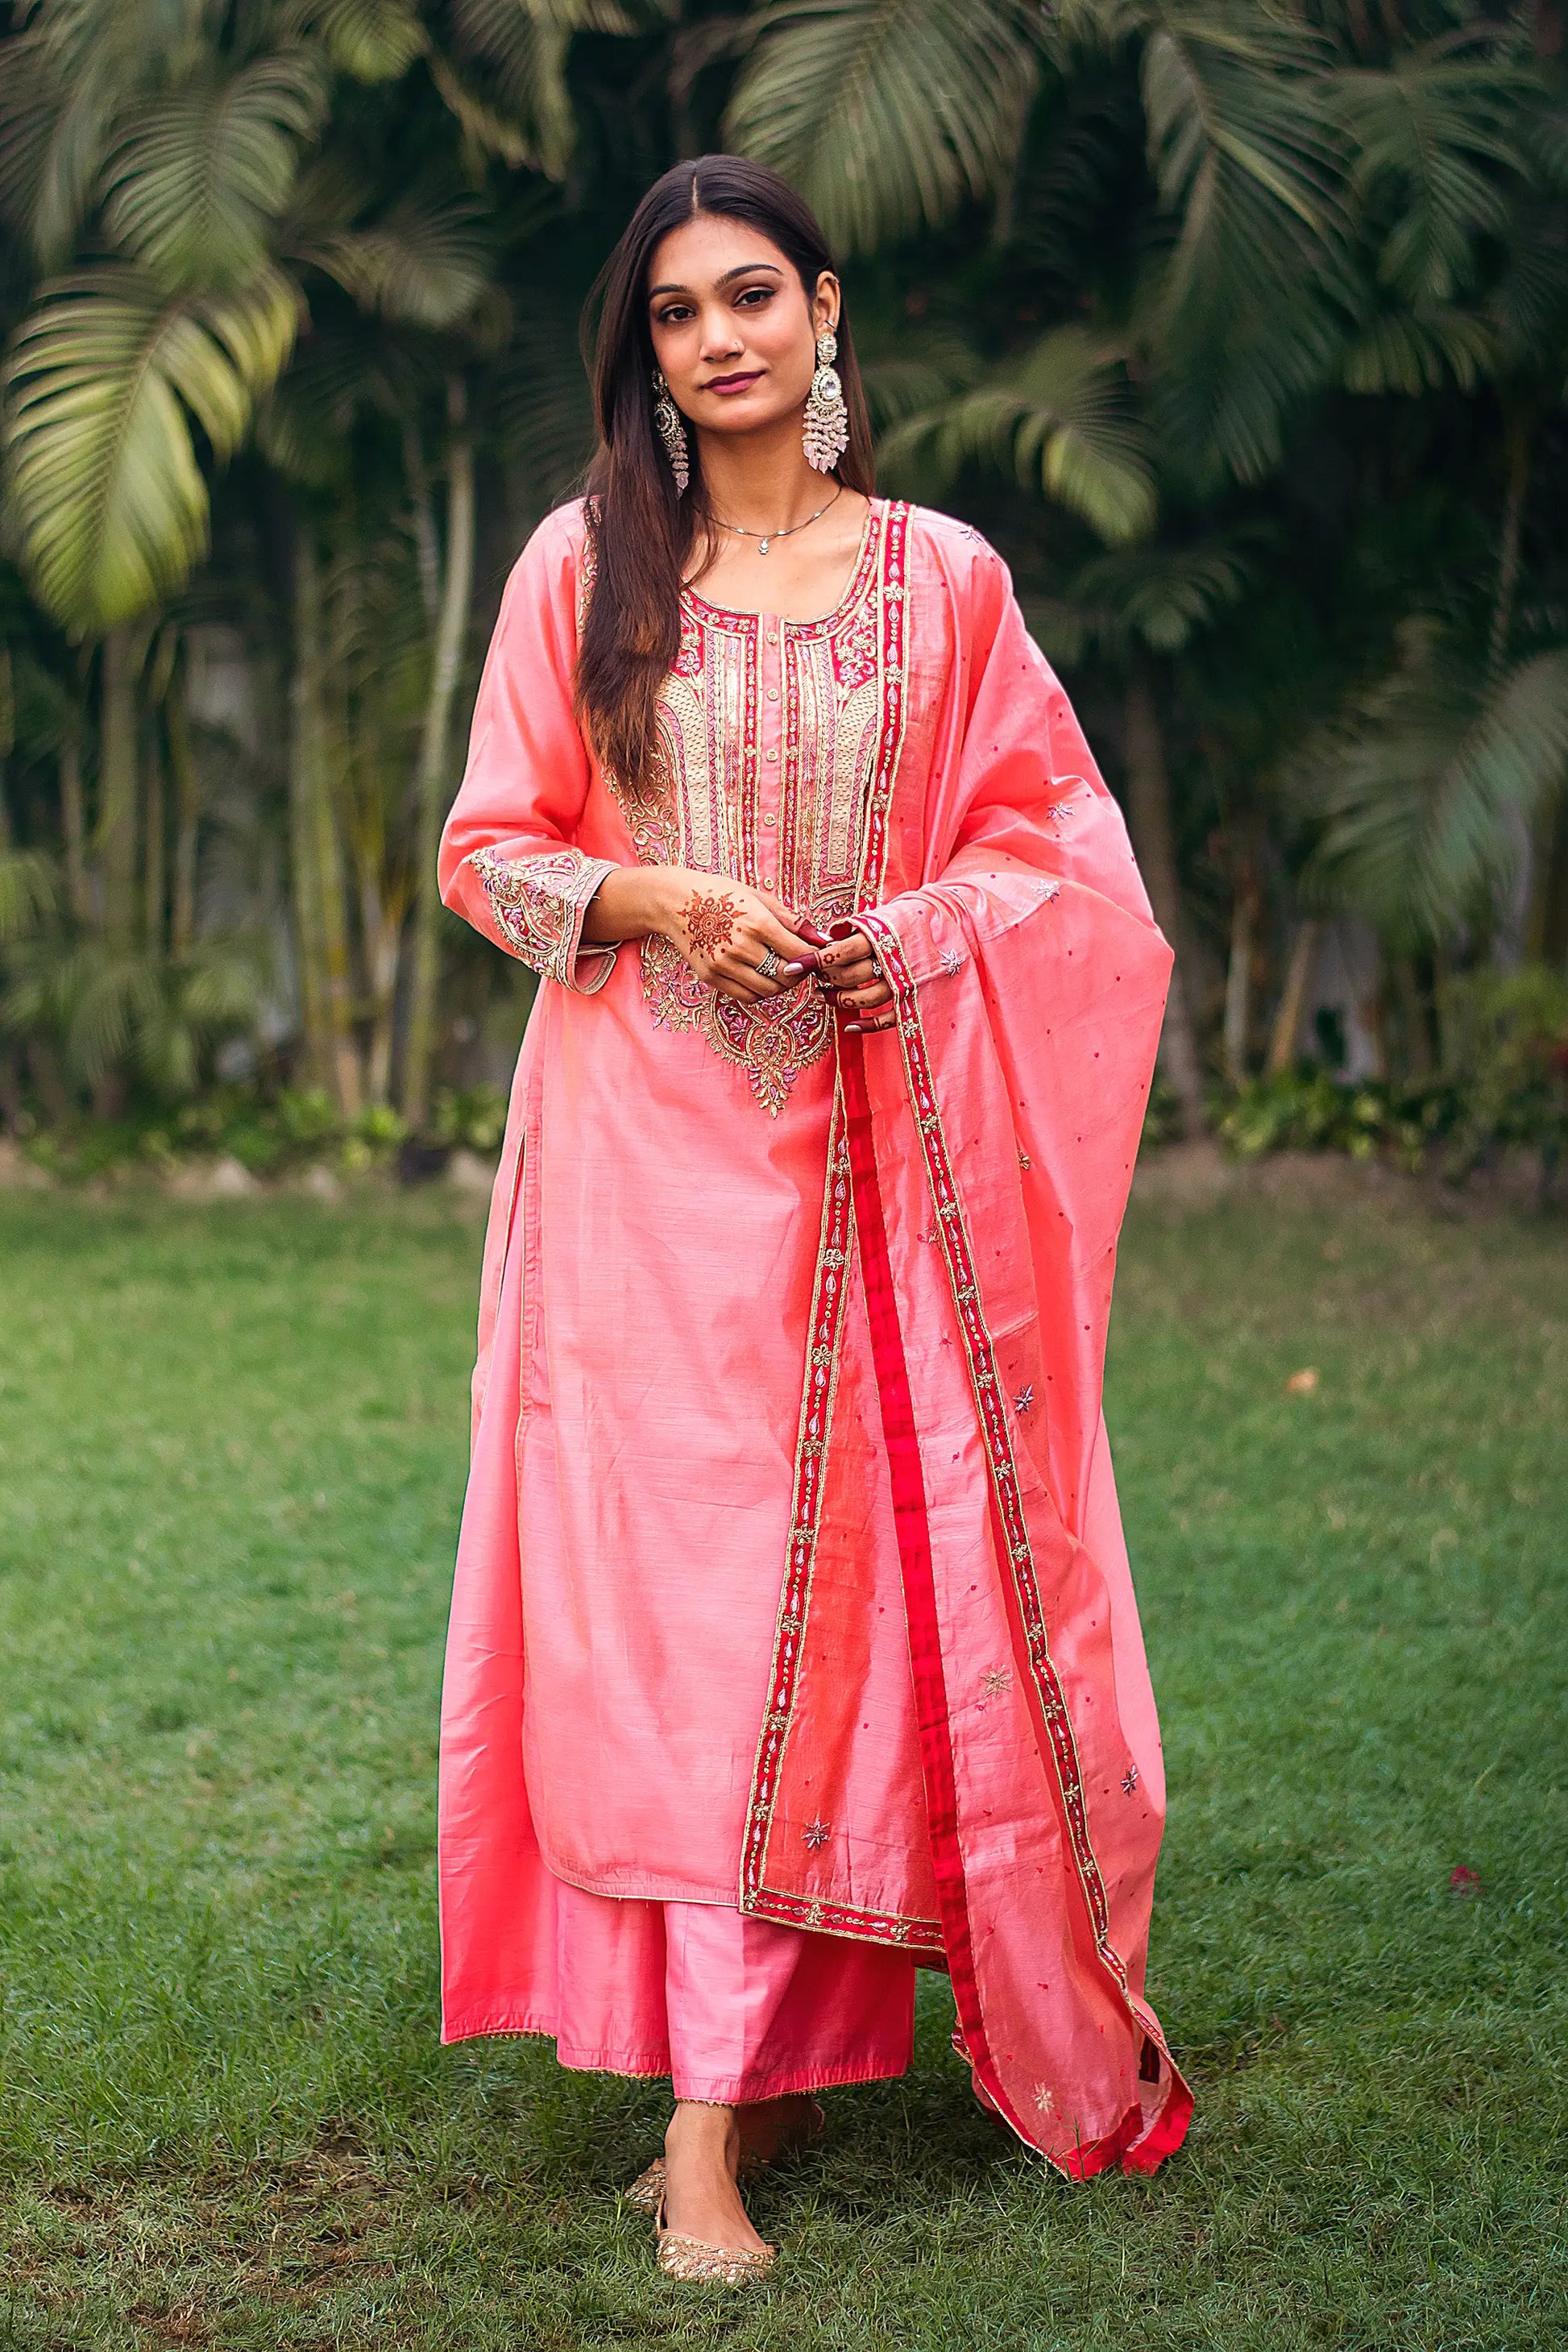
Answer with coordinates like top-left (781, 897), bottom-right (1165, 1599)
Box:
top-left (813, 271), bottom-right (841, 338)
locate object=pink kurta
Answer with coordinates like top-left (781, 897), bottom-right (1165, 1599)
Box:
top-left (438, 496), bottom-right (1192, 2173)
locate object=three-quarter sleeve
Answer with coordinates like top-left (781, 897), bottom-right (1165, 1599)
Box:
top-left (439, 504), bottom-right (620, 993)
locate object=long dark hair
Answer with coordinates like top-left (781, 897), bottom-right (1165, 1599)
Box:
top-left (575, 155), bottom-right (875, 791)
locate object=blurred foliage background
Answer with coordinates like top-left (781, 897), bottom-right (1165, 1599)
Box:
top-left (2, 0), bottom-right (1568, 1187)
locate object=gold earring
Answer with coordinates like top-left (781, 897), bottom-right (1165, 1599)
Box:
top-left (803, 330), bottom-right (848, 473)
top-left (652, 366), bottom-right (690, 495)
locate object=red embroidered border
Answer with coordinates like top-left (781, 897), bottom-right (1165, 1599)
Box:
top-left (747, 1884), bottom-right (944, 1961)
top-left (856, 501), bottom-right (909, 906)
top-left (853, 910), bottom-right (1188, 2156)
top-left (840, 1027), bottom-right (1032, 2139)
top-left (738, 499), bottom-right (922, 1936)
top-left (739, 1099), bottom-right (854, 1907)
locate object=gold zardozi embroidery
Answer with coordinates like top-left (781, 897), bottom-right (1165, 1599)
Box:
top-left (602, 502), bottom-right (909, 1115)
top-left (468, 845), bottom-right (617, 991)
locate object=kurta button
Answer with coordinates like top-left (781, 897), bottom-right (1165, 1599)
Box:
top-left (762, 874), bottom-right (776, 889)
top-left (765, 748), bottom-right (778, 761)
top-left (766, 631), bottom-right (778, 645)
top-left (764, 813), bottom-right (777, 827)
top-left (766, 687), bottom-right (779, 701)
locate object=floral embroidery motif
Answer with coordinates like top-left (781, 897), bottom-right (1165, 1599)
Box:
top-left (602, 502), bottom-right (911, 1115)
top-left (1122, 1765), bottom-right (1139, 1795)
top-left (939, 947), bottom-right (965, 977)
top-left (469, 845), bottom-right (616, 990)
top-left (1018, 1147), bottom-right (1032, 1172)
top-left (681, 889), bottom-right (741, 956)
top-left (981, 1668), bottom-right (1011, 1699)
top-left (1014, 1384), bottom-right (1035, 1414)
top-left (802, 1818), bottom-right (832, 1849)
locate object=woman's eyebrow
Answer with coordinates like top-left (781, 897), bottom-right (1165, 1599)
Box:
top-left (647, 262), bottom-right (785, 298)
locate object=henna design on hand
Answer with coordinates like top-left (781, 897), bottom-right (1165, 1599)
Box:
top-left (681, 890), bottom-right (742, 958)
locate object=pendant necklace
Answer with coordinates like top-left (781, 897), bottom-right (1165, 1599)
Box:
top-left (717, 480), bottom-right (844, 556)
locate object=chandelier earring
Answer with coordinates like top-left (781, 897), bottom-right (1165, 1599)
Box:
top-left (651, 366), bottom-right (690, 495)
top-left (803, 329), bottom-right (848, 473)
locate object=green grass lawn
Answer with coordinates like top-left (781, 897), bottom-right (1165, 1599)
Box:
top-left (0, 1172), bottom-right (1563, 2350)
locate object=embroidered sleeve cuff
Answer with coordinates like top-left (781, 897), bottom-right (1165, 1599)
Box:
top-left (467, 847), bottom-right (619, 992)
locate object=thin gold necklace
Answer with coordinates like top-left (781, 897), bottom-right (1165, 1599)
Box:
top-left (715, 481), bottom-right (844, 556)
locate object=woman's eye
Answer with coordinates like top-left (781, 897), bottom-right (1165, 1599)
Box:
top-left (736, 288), bottom-right (771, 308)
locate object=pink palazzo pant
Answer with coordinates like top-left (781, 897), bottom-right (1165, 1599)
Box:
top-left (546, 1875), bottom-right (917, 2103)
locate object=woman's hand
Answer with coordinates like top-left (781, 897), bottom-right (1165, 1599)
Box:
top-left (656, 871), bottom-right (821, 1003)
top-left (814, 925), bottom-right (894, 1031)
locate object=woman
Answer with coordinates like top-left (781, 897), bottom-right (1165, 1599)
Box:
top-left (437, 155), bottom-right (1191, 2285)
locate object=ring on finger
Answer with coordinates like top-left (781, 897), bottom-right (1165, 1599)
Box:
top-left (755, 947), bottom-right (782, 981)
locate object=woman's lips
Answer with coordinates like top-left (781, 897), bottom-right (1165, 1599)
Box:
top-left (703, 371), bottom-right (763, 396)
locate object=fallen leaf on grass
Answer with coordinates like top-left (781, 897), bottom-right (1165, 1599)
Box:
top-left (1284, 1367), bottom-right (1319, 1394)
top-left (1450, 1865), bottom-right (1482, 1897)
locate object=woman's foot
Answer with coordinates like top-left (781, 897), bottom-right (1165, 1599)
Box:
top-left (661, 2101), bottom-right (770, 2256)
top-left (732, 2093), bottom-right (824, 2163)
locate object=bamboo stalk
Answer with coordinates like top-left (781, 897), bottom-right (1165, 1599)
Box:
top-left (97, 625), bottom-right (143, 947)
top-left (1266, 919), bottom-right (1320, 1077)
top-left (291, 529), bottom-right (362, 1116)
top-left (401, 376), bottom-right (476, 1133)
top-left (60, 728), bottom-right (89, 925)
top-left (1222, 872), bottom-right (1258, 1089)
top-left (166, 660), bottom-right (199, 960)
top-left (1123, 669), bottom-right (1206, 1136)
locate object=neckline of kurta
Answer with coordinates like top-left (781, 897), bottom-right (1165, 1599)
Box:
top-left (680, 497), bottom-right (883, 638)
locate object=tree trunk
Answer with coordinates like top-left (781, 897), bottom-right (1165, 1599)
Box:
top-left (1489, 405), bottom-right (1532, 684)
top-left (1122, 669), bottom-right (1206, 1135)
top-left (0, 646), bottom-right (12, 848)
top-left (98, 625), bottom-right (144, 946)
top-left (166, 662), bottom-right (200, 959)
top-left (289, 527), bottom-right (362, 1116)
top-left (1266, 918), bottom-right (1319, 1077)
top-left (401, 377), bottom-right (476, 1133)
top-left (1394, 956), bottom-right (1433, 1077)
top-left (142, 706), bottom-right (164, 953)
top-left (1222, 867), bottom-right (1259, 1089)
top-left (60, 727), bottom-right (89, 924)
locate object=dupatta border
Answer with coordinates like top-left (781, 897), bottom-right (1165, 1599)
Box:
top-left (737, 500), bottom-right (931, 1941)
top-left (852, 910), bottom-right (1190, 2172)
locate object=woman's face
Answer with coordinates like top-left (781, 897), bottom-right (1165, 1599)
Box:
top-left (645, 213), bottom-right (836, 443)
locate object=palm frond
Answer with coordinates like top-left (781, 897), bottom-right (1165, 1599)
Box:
top-left (856, 330), bottom-right (982, 432)
top-left (724, 0), bottom-right (1042, 254)
top-left (1296, 625), bottom-right (1568, 943)
top-left (102, 56), bottom-right (328, 293)
top-left (1140, 6), bottom-right (1353, 484)
top-left (444, 0), bottom-right (633, 180)
top-left (1066, 538), bottom-right (1251, 654)
top-left (877, 325), bottom-right (1155, 545)
top-left (1333, 44), bottom-right (1530, 306)
top-left (0, 7), bottom-right (178, 265)
top-left (279, 0), bottom-right (428, 83)
top-left (492, 309), bottom-right (595, 511)
top-left (3, 264), bottom-right (301, 632)
top-left (0, 846), bottom-right (59, 944)
top-left (301, 194), bottom-right (491, 329)
top-left (1342, 303), bottom-right (1495, 395)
